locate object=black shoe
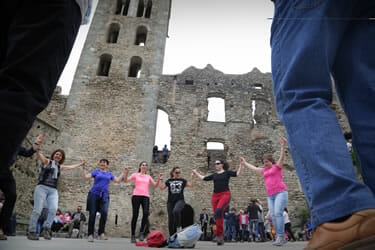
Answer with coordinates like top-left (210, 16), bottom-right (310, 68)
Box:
top-left (139, 232), bottom-right (144, 241)
top-left (27, 232), bottom-right (39, 240)
top-left (217, 235), bottom-right (224, 245)
top-left (43, 228), bottom-right (52, 240)
top-left (131, 235), bottom-right (136, 243)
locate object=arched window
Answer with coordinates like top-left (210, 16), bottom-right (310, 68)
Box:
top-left (115, 0), bottom-right (130, 16)
top-left (206, 142), bottom-right (226, 170)
top-left (135, 26), bottom-right (147, 46)
top-left (128, 56), bottom-right (142, 78)
top-left (107, 23), bottom-right (120, 43)
top-left (97, 54), bottom-right (112, 76)
top-left (136, 0), bottom-right (145, 17)
top-left (207, 97), bottom-right (226, 122)
top-left (154, 109), bottom-right (171, 163)
top-left (145, 0), bottom-right (152, 18)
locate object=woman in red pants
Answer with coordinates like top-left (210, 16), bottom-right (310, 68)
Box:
top-left (193, 160), bottom-right (243, 245)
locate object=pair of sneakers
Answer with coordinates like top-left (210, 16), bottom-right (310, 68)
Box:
top-left (131, 232), bottom-right (144, 243)
top-left (88, 233), bottom-right (108, 242)
top-left (273, 235), bottom-right (287, 246)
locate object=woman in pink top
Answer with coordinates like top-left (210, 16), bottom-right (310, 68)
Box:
top-left (124, 161), bottom-right (162, 243)
top-left (240, 137), bottom-right (288, 247)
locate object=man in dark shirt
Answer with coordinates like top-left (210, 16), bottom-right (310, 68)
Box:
top-left (67, 205), bottom-right (86, 238)
top-left (200, 208), bottom-right (209, 240)
top-left (0, 134), bottom-right (43, 240)
top-left (246, 197), bottom-right (261, 242)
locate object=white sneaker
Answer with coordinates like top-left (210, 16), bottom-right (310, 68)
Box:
top-left (88, 235), bottom-right (94, 242)
top-left (98, 234), bottom-right (108, 240)
top-left (273, 236), bottom-right (287, 246)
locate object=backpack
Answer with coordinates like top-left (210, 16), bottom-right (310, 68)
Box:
top-left (168, 224), bottom-right (202, 248)
top-left (147, 230), bottom-right (167, 247)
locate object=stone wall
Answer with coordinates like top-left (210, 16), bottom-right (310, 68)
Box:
top-left (11, 0), bottom-right (354, 238)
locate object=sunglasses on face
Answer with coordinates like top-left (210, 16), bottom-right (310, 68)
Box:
top-left (215, 162), bottom-right (221, 165)
top-left (175, 171), bottom-right (181, 174)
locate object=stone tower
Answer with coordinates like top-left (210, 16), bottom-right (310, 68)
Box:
top-left (58, 0), bottom-right (172, 236)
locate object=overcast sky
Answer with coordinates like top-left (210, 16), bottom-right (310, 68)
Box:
top-left (57, 0), bottom-right (275, 149)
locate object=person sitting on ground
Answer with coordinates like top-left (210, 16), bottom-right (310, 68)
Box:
top-left (51, 209), bottom-right (64, 232)
top-left (60, 211), bottom-right (72, 232)
top-left (66, 205), bottom-right (86, 238)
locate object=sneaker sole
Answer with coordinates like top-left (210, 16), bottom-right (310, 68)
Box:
top-left (340, 235), bottom-right (375, 250)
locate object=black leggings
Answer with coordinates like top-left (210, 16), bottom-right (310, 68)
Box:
top-left (167, 200), bottom-right (185, 236)
top-left (285, 222), bottom-right (296, 241)
top-left (131, 195), bottom-right (149, 235)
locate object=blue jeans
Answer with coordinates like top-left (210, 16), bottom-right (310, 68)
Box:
top-left (86, 192), bottom-right (109, 236)
top-left (249, 219), bottom-right (259, 238)
top-left (271, 0), bottom-right (375, 229)
top-left (226, 224), bottom-right (236, 240)
top-left (29, 185), bottom-right (58, 232)
top-left (267, 191), bottom-right (288, 237)
top-left (241, 224), bottom-right (248, 241)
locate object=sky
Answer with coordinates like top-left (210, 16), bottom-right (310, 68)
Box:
top-left (57, 0), bottom-right (275, 149)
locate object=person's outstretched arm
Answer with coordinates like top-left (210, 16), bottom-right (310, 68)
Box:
top-left (192, 169), bottom-right (206, 180)
top-left (123, 168), bottom-right (133, 183)
top-left (276, 136), bottom-right (287, 168)
top-left (61, 160), bottom-right (86, 171)
top-left (240, 157), bottom-right (263, 175)
top-left (150, 173), bottom-right (163, 187)
top-left (186, 172), bottom-right (194, 187)
top-left (236, 163), bottom-right (244, 177)
top-left (113, 169), bottom-right (125, 183)
top-left (82, 166), bottom-right (92, 180)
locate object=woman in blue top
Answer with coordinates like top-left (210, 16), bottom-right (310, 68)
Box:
top-left (82, 159), bottom-right (125, 242)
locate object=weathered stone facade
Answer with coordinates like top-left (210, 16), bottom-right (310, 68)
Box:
top-left (11, 0), bottom-right (352, 237)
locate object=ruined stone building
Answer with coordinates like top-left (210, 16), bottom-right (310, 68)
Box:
top-left (12, 0), bottom-right (351, 236)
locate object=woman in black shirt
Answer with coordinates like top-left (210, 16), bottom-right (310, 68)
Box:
top-left (193, 160), bottom-right (243, 245)
top-left (160, 167), bottom-right (194, 236)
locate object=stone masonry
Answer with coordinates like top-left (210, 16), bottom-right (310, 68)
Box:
top-left (10, 0), bottom-right (352, 237)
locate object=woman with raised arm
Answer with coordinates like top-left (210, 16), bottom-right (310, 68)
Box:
top-left (193, 160), bottom-right (243, 246)
top-left (124, 161), bottom-right (162, 243)
top-left (240, 136), bottom-right (288, 247)
top-left (160, 167), bottom-right (194, 236)
top-left (82, 159), bottom-right (125, 242)
top-left (27, 148), bottom-right (86, 241)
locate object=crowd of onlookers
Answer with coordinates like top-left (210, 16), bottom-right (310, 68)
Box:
top-left (198, 200), bottom-right (313, 243)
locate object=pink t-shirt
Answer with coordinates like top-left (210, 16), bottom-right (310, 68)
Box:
top-left (131, 173), bottom-right (153, 197)
top-left (262, 164), bottom-right (287, 196)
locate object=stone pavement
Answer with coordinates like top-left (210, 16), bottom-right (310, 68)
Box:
top-left (0, 236), bottom-right (308, 250)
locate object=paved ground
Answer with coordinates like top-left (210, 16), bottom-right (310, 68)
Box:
top-left (0, 236), bottom-right (308, 250)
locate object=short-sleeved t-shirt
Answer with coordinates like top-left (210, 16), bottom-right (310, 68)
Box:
top-left (203, 171), bottom-right (237, 193)
top-left (165, 178), bottom-right (187, 203)
top-left (131, 173), bottom-right (153, 197)
top-left (262, 164), bottom-right (287, 196)
top-left (89, 170), bottom-right (114, 197)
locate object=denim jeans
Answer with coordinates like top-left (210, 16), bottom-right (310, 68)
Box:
top-left (249, 219), bottom-right (259, 238)
top-left (241, 224), bottom-right (247, 241)
top-left (267, 191), bottom-right (288, 237)
top-left (271, 0), bottom-right (375, 229)
top-left (86, 192), bottom-right (109, 236)
top-left (225, 224), bottom-right (236, 240)
top-left (29, 185), bottom-right (58, 232)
